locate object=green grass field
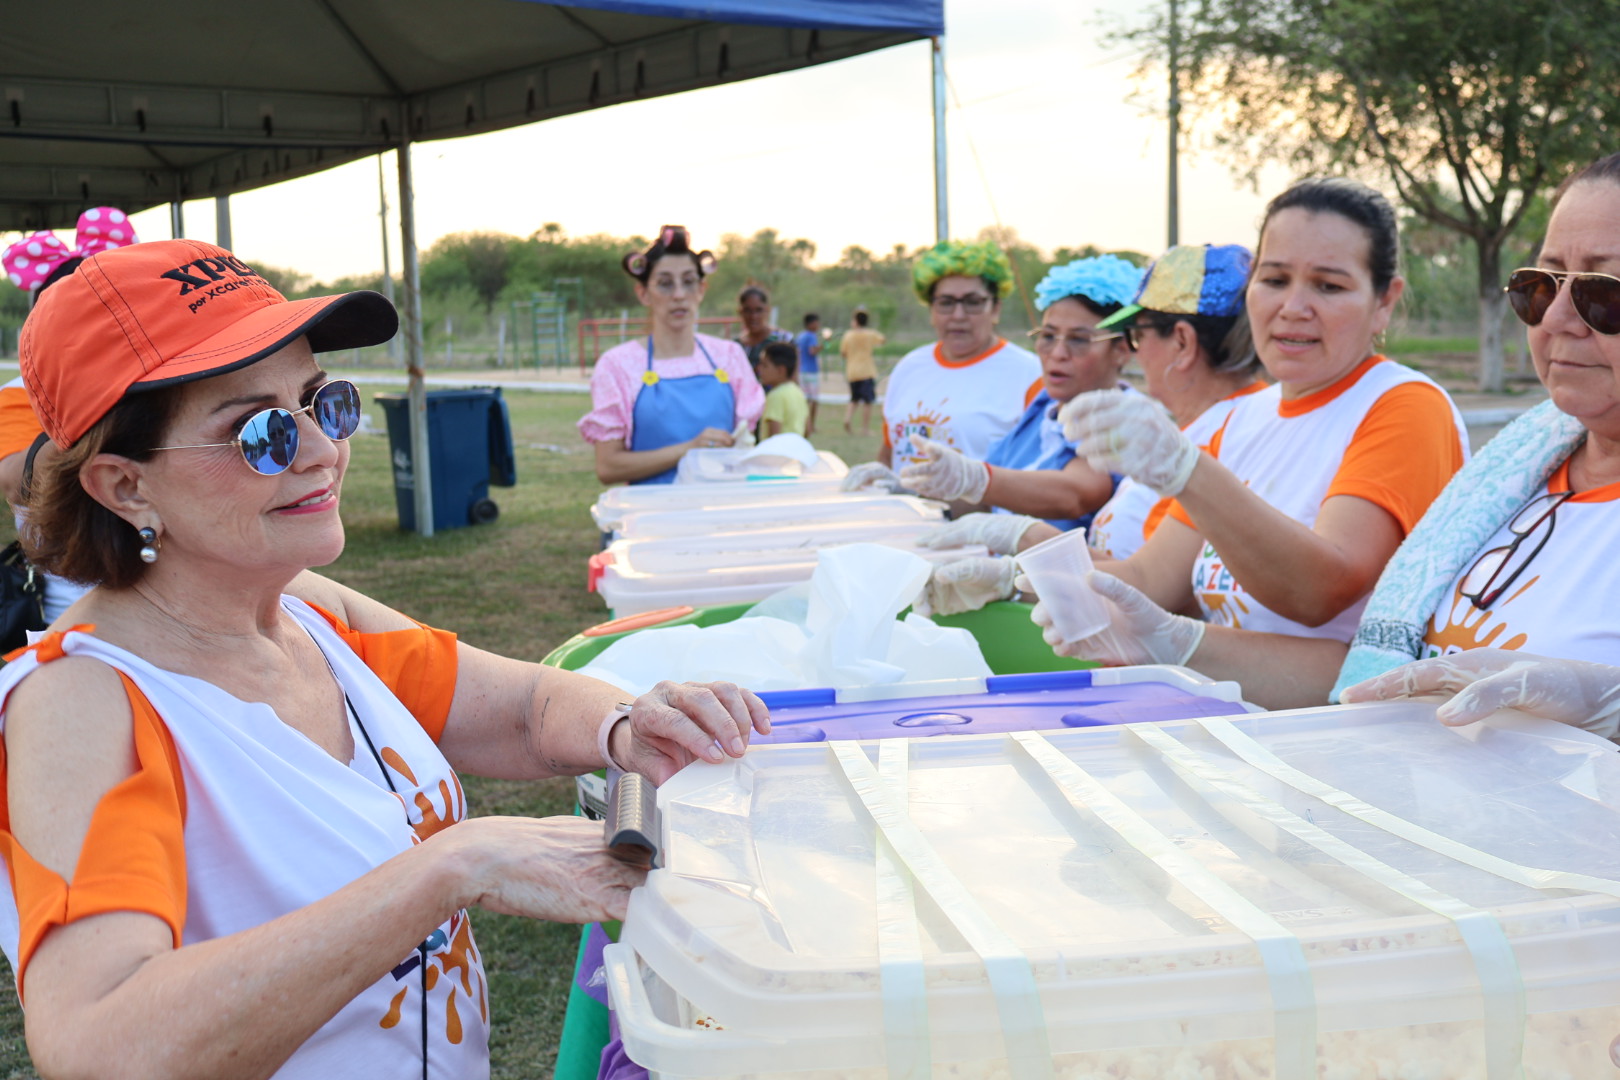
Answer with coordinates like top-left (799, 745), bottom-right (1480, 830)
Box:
top-left (0, 384), bottom-right (885, 1080)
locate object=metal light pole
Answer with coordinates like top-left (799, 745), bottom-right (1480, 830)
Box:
top-left (1167, 0), bottom-right (1181, 248)
top-left (170, 201), bottom-right (185, 239)
top-left (214, 195), bottom-right (232, 251)
top-left (378, 154), bottom-right (399, 360)
top-left (931, 36), bottom-right (949, 244)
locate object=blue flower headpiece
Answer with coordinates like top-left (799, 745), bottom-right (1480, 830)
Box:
top-left (1033, 255), bottom-right (1145, 313)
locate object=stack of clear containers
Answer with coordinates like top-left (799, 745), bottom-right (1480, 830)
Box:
top-left (606, 701), bottom-right (1620, 1078)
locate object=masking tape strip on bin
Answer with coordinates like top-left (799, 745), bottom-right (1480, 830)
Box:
top-left (830, 741), bottom-right (1054, 1080)
top-left (1195, 716), bottom-right (1620, 900)
top-left (874, 739), bottom-right (931, 1079)
top-left (1130, 723), bottom-right (1526, 1080)
top-left (1009, 730), bottom-right (1317, 1080)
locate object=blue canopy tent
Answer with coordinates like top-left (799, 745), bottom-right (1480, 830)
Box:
top-left (0, 0), bottom-right (943, 533)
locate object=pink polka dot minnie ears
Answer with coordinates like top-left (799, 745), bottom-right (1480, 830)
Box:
top-left (4, 207), bottom-right (139, 293)
top-left (621, 224), bottom-right (717, 283)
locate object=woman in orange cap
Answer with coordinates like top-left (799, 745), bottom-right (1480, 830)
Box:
top-left (0, 239), bottom-right (769, 1079)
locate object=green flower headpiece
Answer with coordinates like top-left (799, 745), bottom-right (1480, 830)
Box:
top-left (911, 240), bottom-right (1015, 304)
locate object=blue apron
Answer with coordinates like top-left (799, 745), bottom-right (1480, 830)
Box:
top-left (628, 337), bottom-right (736, 485)
top-left (984, 388), bottom-right (1118, 533)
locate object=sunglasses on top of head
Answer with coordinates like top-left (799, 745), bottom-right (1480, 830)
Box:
top-left (1504, 267), bottom-right (1620, 335)
top-left (150, 379), bottom-right (363, 475)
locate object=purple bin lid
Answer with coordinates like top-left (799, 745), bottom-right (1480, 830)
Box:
top-left (750, 670), bottom-right (1247, 745)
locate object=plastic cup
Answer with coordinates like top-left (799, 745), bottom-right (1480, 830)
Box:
top-left (1016, 528), bottom-right (1111, 641)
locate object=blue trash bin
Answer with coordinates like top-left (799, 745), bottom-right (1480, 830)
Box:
top-left (374, 387), bottom-right (516, 532)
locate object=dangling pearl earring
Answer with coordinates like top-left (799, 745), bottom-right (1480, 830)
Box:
top-left (138, 526), bottom-right (159, 564)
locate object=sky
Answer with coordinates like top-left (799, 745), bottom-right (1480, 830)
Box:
top-left (106, 0), bottom-right (1294, 284)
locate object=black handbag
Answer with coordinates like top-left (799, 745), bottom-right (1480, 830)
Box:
top-left (0, 541), bottom-right (46, 654)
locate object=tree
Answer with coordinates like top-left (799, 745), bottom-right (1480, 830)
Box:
top-left (422, 232), bottom-right (512, 312)
top-left (1121, 0), bottom-right (1620, 389)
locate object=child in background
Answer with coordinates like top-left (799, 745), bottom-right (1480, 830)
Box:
top-left (796, 313), bottom-right (822, 436)
top-left (758, 341), bottom-right (810, 438)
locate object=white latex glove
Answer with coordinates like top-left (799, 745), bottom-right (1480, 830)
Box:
top-left (915, 512), bottom-right (1040, 557)
top-left (1022, 570), bottom-right (1205, 666)
top-left (914, 556), bottom-right (1017, 617)
top-left (1341, 649), bottom-right (1620, 739)
top-left (1059, 389), bottom-right (1200, 496)
top-left (731, 419), bottom-right (756, 449)
top-left (898, 436), bottom-right (990, 502)
top-left (841, 461), bottom-right (904, 493)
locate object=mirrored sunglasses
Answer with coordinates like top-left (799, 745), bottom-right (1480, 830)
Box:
top-left (1505, 267), bottom-right (1620, 335)
top-left (151, 379), bottom-right (363, 475)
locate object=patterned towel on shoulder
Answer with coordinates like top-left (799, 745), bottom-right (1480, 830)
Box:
top-left (1332, 399), bottom-right (1587, 700)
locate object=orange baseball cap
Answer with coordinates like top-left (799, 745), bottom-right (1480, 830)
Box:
top-left (20, 238), bottom-right (398, 447)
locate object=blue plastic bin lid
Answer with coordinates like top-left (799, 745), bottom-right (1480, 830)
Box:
top-left (751, 669), bottom-right (1248, 744)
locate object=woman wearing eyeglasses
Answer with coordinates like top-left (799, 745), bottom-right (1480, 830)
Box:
top-left (0, 240), bottom-right (769, 1079)
top-left (1039, 179), bottom-right (1470, 709)
top-left (840, 239), bottom-right (1041, 491)
top-left (911, 247), bottom-right (1271, 616)
top-left (578, 226), bottom-right (764, 485)
top-left (1334, 151), bottom-right (1620, 704)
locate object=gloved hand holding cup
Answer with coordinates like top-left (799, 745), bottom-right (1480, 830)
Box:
top-left (1014, 528), bottom-right (1111, 642)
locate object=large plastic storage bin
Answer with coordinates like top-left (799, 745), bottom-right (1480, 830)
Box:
top-left (548, 601), bottom-right (1111, 1080)
top-left (589, 525), bottom-right (974, 617)
top-left (609, 702), bottom-right (1620, 1079)
top-left (613, 494), bottom-right (943, 541)
top-left (592, 480), bottom-right (862, 534)
top-left (374, 387), bottom-right (515, 532)
top-left (674, 446), bottom-right (848, 484)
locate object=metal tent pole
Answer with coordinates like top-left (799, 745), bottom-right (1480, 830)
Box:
top-left (214, 196), bottom-right (232, 250)
top-left (170, 201), bottom-right (185, 239)
top-left (397, 133), bottom-right (435, 538)
top-left (931, 36), bottom-right (949, 243)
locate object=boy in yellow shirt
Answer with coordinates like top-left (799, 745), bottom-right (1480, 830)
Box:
top-left (757, 341), bottom-right (810, 438)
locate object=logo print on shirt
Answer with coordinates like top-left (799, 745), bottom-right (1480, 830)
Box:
top-left (1193, 542), bottom-right (1249, 629)
top-left (894, 406), bottom-right (951, 467)
top-left (375, 746), bottom-right (487, 1044)
top-left (1423, 579), bottom-right (1535, 658)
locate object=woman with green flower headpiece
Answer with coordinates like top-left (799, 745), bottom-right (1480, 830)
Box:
top-left (899, 255), bottom-right (1141, 614)
top-left (841, 239), bottom-right (1041, 492)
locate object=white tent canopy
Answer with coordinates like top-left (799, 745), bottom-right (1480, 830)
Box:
top-left (3, 0), bottom-right (943, 534)
top-left (0, 0), bottom-right (942, 230)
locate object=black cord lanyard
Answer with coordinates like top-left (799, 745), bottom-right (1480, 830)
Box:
top-left (346, 691), bottom-right (430, 1080)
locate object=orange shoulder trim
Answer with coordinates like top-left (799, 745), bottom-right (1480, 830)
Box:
top-left (303, 603), bottom-right (460, 743)
top-left (1, 671), bottom-right (186, 1000)
top-left (0, 386), bottom-right (42, 463)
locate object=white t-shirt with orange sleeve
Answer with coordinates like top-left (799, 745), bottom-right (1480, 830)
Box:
top-left (0, 599), bottom-right (488, 1079)
top-left (881, 338), bottom-right (1042, 468)
top-left (1422, 459), bottom-right (1620, 663)
top-left (1167, 356), bottom-right (1468, 641)
top-left (1088, 382), bottom-right (1267, 561)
